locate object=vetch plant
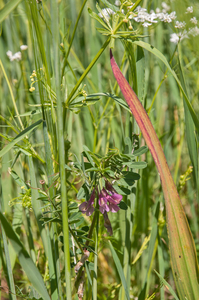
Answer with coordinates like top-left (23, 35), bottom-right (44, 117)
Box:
top-left (74, 144), bottom-right (147, 296)
top-left (77, 145), bottom-right (146, 230)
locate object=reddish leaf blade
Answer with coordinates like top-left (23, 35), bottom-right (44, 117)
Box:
top-left (110, 49), bottom-right (199, 299)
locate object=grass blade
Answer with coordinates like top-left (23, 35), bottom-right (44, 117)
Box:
top-left (109, 241), bottom-right (130, 300)
top-left (0, 119), bottom-right (43, 157)
top-left (0, 0), bottom-right (22, 23)
top-left (50, 1), bottom-right (72, 298)
top-left (0, 212), bottom-right (51, 300)
top-left (0, 174), bottom-right (17, 300)
top-left (110, 50), bottom-right (199, 300)
top-left (154, 270), bottom-right (179, 300)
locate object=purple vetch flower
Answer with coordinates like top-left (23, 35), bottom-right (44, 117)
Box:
top-left (79, 188), bottom-right (95, 216)
top-left (99, 183), bottom-right (123, 213)
top-left (79, 182), bottom-right (123, 216)
top-left (98, 189), bottom-right (110, 214)
top-left (106, 191), bottom-right (122, 212)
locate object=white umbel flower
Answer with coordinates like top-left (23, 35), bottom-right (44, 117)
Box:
top-left (142, 22), bottom-right (152, 27)
top-left (161, 2), bottom-right (170, 13)
top-left (175, 21), bottom-right (186, 29)
top-left (170, 33), bottom-right (179, 44)
top-left (190, 17), bottom-right (197, 25)
top-left (115, 0), bottom-right (121, 6)
top-left (98, 8), bottom-right (115, 20)
top-left (6, 50), bottom-right (13, 60)
top-left (6, 50), bottom-right (22, 61)
top-left (12, 52), bottom-right (21, 61)
top-left (20, 45), bottom-right (28, 50)
top-left (186, 6), bottom-right (193, 13)
top-left (189, 26), bottom-right (199, 36)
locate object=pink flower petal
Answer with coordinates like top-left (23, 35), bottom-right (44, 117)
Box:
top-left (86, 206), bottom-right (95, 216)
top-left (79, 202), bottom-right (88, 213)
top-left (108, 203), bottom-right (120, 213)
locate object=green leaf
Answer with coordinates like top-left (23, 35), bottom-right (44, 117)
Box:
top-left (110, 50), bottom-right (199, 300)
top-left (0, 212), bottom-right (51, 300)
top-left (109, 241), bottom-right (130, 300)
top-left (118, 171), bottom-right (140, 186)
top-left (83, 145), bottom-right (95, 167)
top-left (154, 270), bottom-right (179, 300)
top-left (9, 169), bottom-right (29, 189)
top-left (0, 0), bottom-right (22, 23)
top-left (77, 184), bottom-right (89, 200)
top-left (123, 161), bottom-right (147, 169)
top-left (88, 7), bottom-right (110, 31)
top-left (0, 119), bottom-right (43, 158)
top-left (113, 184), bottom-right (131, 195)
top-left (118, 201), bottom-right (128, 210)
top-left (69, 211), bottom-right (82, 221)
top-left (100, 92), bottom-right (131, 112)
top-left (133, 146), bottom-right (148, 156)
top-left (100, 0), bottom-right (119, 13)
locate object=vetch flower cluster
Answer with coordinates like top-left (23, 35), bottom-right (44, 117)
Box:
top-left (79, 182), bottom-right (122, 216)
top-left (98, 186), bottom-right (122, 214)
top-left (79, 188), bottom-right (95, 216)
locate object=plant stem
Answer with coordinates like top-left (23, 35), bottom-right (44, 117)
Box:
top-left (50, 1), bottom-right (72, 299)
top-left (61, 0), bottom-right (88, 81)
top-left (66, 36), bottom-right (111, 105)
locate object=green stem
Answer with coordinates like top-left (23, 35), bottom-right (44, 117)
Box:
top-left (0, 59), bottom-right (24, 130)
top-left (85, 211), bottom-right (97, 248)
top-left (50, 1), bottom-right (71, 299)
top-left (92, 211), bottom-right (99, 300)
top-left (66, 36), bottom-right (111, 105)
top-left (61, 0), bottom-right (88, 81)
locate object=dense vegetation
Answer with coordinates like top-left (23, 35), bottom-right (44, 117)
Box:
top-left (0, 0), bottom-right (199, 299)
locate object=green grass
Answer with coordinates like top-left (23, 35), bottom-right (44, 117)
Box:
top-left (0, 0), bottom-right (199, 299)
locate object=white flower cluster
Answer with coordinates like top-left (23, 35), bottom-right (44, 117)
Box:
top-left (132, 2), bottom-right (176, 27)
top-left (6, 45), bottom-right (28, 62)
top-left (98, 2), bottom-right (177, 27)
top-left (97, 2), bottom-right (199, 45)
top-left (170, 5), bottom-right (199, 44)
top-left (186, 6), bottom-right (193, 14)
top-left (175, 21), bottom-right (186, 29)
top-left (6, 51), bottom-right (21, 62)
top-left (98, 8), bottom-right (115, 20)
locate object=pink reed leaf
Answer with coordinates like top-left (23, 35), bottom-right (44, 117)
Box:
top-left (110, 49), bottom-right (199, 299)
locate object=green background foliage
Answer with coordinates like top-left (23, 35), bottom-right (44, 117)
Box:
top-left (0, 0), bottom-right (199, 299)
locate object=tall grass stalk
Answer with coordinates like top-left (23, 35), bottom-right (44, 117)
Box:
top-left (0, 174), bottom-right (17, 300)
top-left (50, 0), bottom-right (72, 298)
